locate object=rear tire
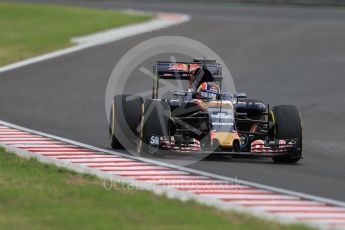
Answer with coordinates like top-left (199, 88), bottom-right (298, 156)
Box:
top-left (109, 95), bottom-right (143, 149)
top-left (271, 105), bottom-right (302, 163)
top-left (137, 99), bottom-right (171, 155)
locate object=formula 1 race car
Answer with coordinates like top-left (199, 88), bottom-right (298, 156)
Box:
top-left (109, 59), bottom-right (302, 163)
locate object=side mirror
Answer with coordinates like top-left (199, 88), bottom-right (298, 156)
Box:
top-left (235, 92), bottom-right (247, 99)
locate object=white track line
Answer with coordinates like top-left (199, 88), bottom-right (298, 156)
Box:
top-left (1, 120), bottom-right (345, 230)
top-left (0, 12), bottom-right (190, 74)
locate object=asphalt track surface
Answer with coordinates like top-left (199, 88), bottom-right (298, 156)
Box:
top-left (1, 0), bottom-right (345, 202)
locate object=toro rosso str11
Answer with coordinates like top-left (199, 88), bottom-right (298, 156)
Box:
top-left (109, 59), bottom-right (302, 163)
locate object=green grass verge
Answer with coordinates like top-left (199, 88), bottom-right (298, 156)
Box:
top-left (0, 2), bottom-right (152, 66)
top-left (0, 148), bottom-right (313, 230)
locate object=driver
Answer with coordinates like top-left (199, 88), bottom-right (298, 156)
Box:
top-left (197, 82), bottom-right (220, 100)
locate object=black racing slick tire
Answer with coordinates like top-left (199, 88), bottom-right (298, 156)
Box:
top-left (137, 99), bottom-right (171, 155)
top-left (271, 105), bottom-right (303, 163)
top-left (109, 95), bottom-right (143, 149)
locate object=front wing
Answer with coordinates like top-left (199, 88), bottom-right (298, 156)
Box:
top-left (150, 136), bottom-right (299, 157)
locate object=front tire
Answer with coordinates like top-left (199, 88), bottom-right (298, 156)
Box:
top-left (270, 105), bottom-right (302, 163)
top-left (109, 95), bottom-right (143, 149)
top-left (137, 99), bottom-right (171, 155)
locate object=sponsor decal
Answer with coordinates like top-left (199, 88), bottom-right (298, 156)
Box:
top-left (168, 63), bottom-right (188, 71)
top-left (211, 113), bottom-right (233, 119)
top-left (168, 63), bottom-right (202, 73)
top-left (174, 91), bottom-right (187, 96)
top-left (149, 136), bottom-right (160, 146)
top-left (189, 64), bottom-right (201, 72)
top-left (240, 134), bottom-right (248, 148)
top-left (211, 122), bottom-right (233, 126)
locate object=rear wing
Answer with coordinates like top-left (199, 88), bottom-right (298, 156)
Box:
top-left (154, 61), bottom-right (222, 79)
top-left (152, 59), bottom-right (223, 99)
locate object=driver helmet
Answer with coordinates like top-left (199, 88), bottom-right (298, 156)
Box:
top-left (197, 82), bottom-right (220, 100)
